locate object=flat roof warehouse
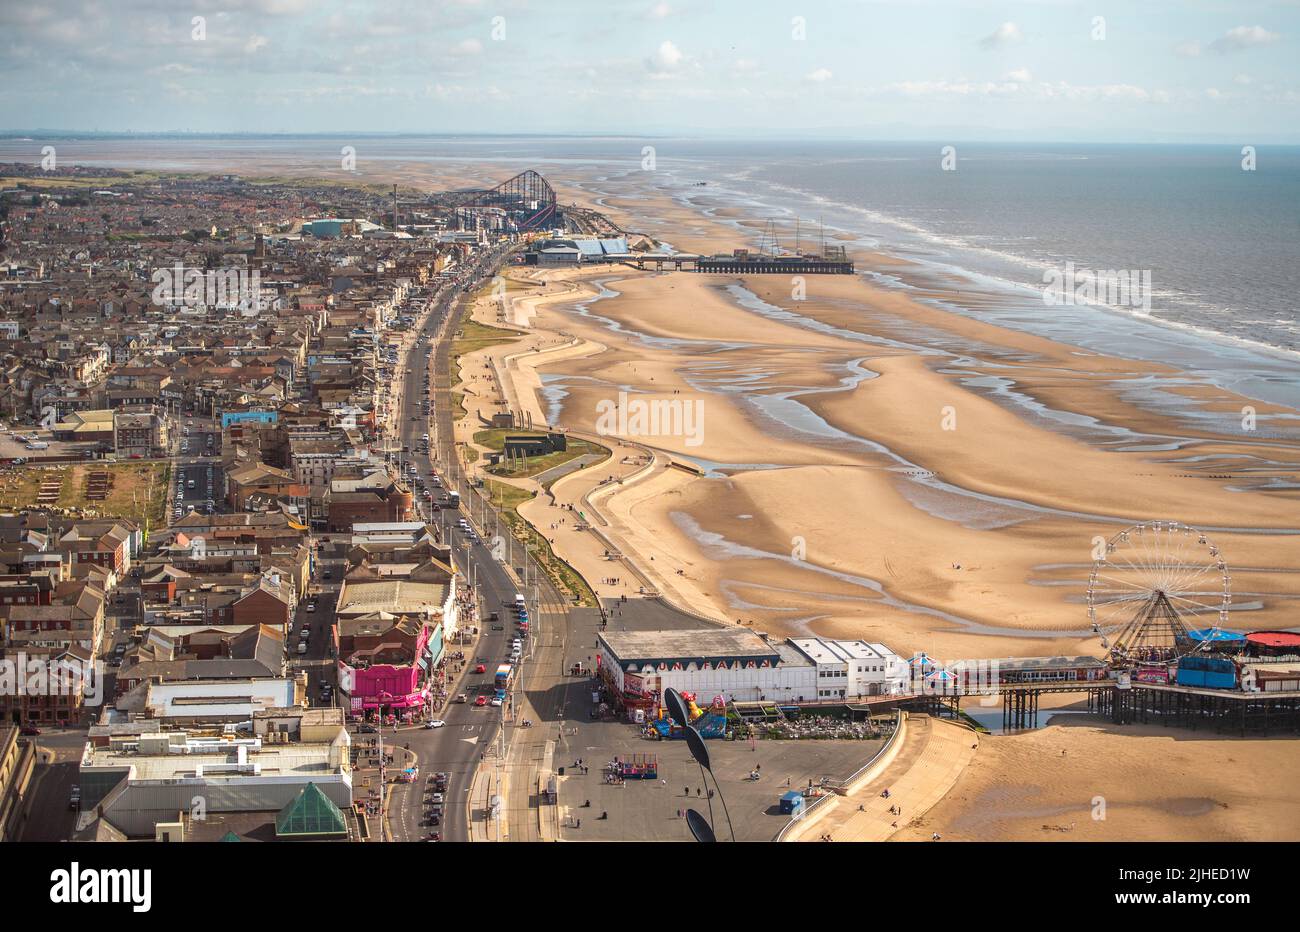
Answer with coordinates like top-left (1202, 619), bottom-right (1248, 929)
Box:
top-left (599, 628), bottom-right (781, 670)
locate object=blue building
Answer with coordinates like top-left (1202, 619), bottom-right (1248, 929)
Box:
top-left (221, 410), bottom-right (279, 429)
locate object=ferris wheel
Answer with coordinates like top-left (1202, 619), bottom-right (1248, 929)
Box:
top-left (1086, 521), bottom-right (1231, 663)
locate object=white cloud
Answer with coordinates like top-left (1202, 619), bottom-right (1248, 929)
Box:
top-left (806, 68), bottom-right (833, 83)
top-left (1234, 73), bottom-right (1253, 86)
top-left (1174, 40), bottom-right (1202, 58)
top-left (873, 78), bottom-right (1165, 104)
top-left (979, 22), bottom-right (1022, 50)
top-left (1208, 25), bottom-right (1281, 53)
top-left (449, 38), bottom-right (483, 56)
top-left (1005, 67), bottom-right (1032, 83)
top-left (244, 34), bottom-right (269, 54)
top-left (646, 39), bottom-right (684, 74)
top-left (648, 2), bottom-right (673, 18)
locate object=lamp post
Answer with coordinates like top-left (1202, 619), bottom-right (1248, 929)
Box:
top-left (664, 687), bottom-right (735, 842)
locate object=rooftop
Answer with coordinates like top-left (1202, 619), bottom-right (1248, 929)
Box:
top-left (144, 677), bottom-right (301, 720)
top-left (336, 578), bottom-right (449, 616)
top-left (600, 627), bottom-right (779, 664)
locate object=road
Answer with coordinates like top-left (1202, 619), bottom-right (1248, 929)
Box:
top-left (369, 244), bottom-right (537, 843)
top-left (19, 730), bottom-right (92, 841)
top-left (168, 414), bottom-right (222, 524)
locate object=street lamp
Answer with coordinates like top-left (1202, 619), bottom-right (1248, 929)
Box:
top-left (664, 687), bottom-right (735, 842)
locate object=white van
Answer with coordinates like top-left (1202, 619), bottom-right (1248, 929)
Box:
top-left (513, 593), bottom-right (526, 609)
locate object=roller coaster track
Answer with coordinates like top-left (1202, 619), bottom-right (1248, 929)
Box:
top-left (432, 169), bottom-right (557, 230)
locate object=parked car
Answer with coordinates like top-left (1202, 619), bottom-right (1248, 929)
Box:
top-left (424, 720), bottom-right (446, 729)
top-left (474, 695), bottom-right (488, 707)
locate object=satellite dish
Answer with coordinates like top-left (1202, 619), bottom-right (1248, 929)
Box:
top-left (686, 808), bottom-right (716, 843)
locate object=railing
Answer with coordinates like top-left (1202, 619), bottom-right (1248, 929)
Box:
top-left (773, 709), bottom-right (905, 842)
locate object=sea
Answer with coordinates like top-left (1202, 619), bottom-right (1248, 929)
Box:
top-left (2, 133), bottom-right (1297, 407)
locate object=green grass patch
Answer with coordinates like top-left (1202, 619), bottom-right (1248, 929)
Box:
top-left (484, 478), bottom-right (597, 607)
top-left (448, 317), bottom-right (519, 419)
top-left (472, 430), bottom-right (609, 481)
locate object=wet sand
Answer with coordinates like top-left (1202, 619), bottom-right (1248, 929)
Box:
top-left (58, 149), bottom-right (1300, 841)
top-left (490, 240), bottom-right (1300, 660)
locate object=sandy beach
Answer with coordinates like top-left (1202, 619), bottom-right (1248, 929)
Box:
top-left (894, 711), bottom-right (1300, 842)
top-left (437, 168), bottom-right (1300, 841)
top-left (466, 204), bottom-right (1300, 658)
top-left (58, 147), bottom-right (1299, 841)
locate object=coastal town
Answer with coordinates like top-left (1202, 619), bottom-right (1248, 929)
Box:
top-left (0, 0), bottom-right (1295, 917)
top-left (0, 156), bottom-right (1295, 853)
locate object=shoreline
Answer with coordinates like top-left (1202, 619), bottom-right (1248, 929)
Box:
top-left (5, 137), bottom-right (1300, 378)
top-left (11, 145), bottom-right (1294, 843)
top-left (463, 181), bottom-right (1300, 664)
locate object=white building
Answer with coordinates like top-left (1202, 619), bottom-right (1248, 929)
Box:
top-left (597, 629), bottom-right (911, 712)
top-left (787, 638), bottom-right (910, 699)
top-left (598, 629), bottom-right (813, 707)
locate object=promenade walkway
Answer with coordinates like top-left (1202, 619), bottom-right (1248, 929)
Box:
top-left (787, 716), bottom-right (979, 842)
top-left (454, 270), bottom-right (705, 610)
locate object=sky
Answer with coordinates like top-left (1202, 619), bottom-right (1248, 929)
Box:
top-left (1, 0), bottom-right (1298, 142)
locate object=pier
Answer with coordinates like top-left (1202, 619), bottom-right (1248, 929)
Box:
top-left (619, 252), bottom-right (855, 274)
top-left (928, 680), bottom-right (1300, 736)
top-left (693, 254), bottom-right (855, 274)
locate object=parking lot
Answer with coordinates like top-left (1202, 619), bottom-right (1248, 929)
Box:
top-left (553, 719), bottom-right (886, 841)
top-left (0, 429), bottom-right (97, 462)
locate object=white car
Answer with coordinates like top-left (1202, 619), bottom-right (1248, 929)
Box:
top-left (490, 697), bottom-right (503, 707)
top-left (424, 720), bottom-right (446, 729)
